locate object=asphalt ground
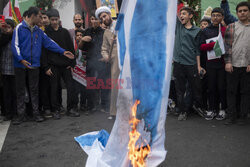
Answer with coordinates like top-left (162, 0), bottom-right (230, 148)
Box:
top-left (0, 109), bottom-right (250, 167)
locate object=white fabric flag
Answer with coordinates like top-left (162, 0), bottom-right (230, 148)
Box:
top-left (75, 0), bottom-right (177, 166)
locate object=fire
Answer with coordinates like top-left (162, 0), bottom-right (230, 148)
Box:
top-left (128, 100), bottom-right (151, 167)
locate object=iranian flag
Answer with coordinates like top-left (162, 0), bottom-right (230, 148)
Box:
top-left (213, 24), bottom-right (225, 57)
top-left (3, 0), bottom-right (22, 25)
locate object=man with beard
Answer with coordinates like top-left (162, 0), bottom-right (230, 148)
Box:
top-left (95, 6), bottom-right (120, 120)
top-left (69, 14), bottom-right (84, 41)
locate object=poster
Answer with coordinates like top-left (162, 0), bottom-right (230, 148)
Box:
top-left (96, 0), bottom-right (118, 18)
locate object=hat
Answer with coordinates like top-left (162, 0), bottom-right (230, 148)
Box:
top-left (95, 6), bottom-right (111, 19)
top-left (48, 9), bottom-right (60, 18)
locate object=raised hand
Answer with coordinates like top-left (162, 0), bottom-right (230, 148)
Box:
top-left (63, 51), bottom-right (75, 59)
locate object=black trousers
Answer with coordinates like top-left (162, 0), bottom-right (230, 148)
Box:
top-left (201, 75), bottom-right (208, 110)
top-left (2, 75), bottom-right (16, 117)
top-left (227, 67), bottom-right (250, 118)
top-left (207, 67), bottom-right (227, 111)
top-left (15, 68), bottom-right (40, 116)
top-left (173, 62), bottom-right (202, 113)
top-left (49, 66), bottom-right (77, 111)
top-left (74, 80), bottom-right (87, 107)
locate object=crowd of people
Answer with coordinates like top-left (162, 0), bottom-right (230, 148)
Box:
top-left (0, 0), bottom-right (249, 126)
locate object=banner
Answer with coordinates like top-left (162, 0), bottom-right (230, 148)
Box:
top-left (75, 0), bottom-right (177, 166)
top-left (72, 59), bottom-right (87, 87)
top-left (96, 0), bottom-right (118, 18)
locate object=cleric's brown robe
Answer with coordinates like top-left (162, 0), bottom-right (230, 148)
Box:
top-left (101, 29), bottom-right (120, 116)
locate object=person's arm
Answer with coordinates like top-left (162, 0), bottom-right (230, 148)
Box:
top-left (199, 29), bottom-right (216, 51)
top-left (65, 29), bottom-right (76, 68)
top-left (221, 0), bottom-right (238, 25)
top-left (224, 23), bottom-right (234, 73)
top-left (196, 31), bottom-right (206, 74)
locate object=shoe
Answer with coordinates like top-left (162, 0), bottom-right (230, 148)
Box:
top-left (205, 111), bottom-right (216, 120)
top-left (79, 105), bottom-right (86, 112)
top-left (12, 116), bottom-right (26, 125)
top-left (215, 110), bottom-right (226, 120)
top-left (67, 108), bottom-right (80, 117)
top-left (59, 106), bottom-right (66, 115)
top-left (178, 112), bottom-right (187, 121)
top-left (53, 111), bottom-right (61, 120)
top-left (108, 116), bottom-right (113, 120)
top-left (224, 118), bottom-right (236, 125)
top-left (44, 109), bottom-right (53, 118)
top-left (100, 108), bottom-right (109, 113)
top-left (193, 105), bottom-right (206, 118)
top-left (34, 115), bottom-right (45, 122)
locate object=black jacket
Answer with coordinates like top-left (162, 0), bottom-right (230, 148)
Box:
top-left (41, 25), bottom-right (76, 71)
top-left (81, 27), bottom-right (106, 75)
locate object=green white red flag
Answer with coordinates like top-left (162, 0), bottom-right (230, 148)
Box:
top-left (213, 24), bottom-right (225, 57)
top-left (3, 0), bottom-right (22, 25)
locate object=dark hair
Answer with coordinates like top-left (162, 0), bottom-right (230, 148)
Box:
top-left (200, 18), bottom-right (211, 24)
top-left (5, 19), bottom-right (15, 28)
top-left (23, 10), bottom-right (29, 17)
top-left (236, 1), bottom-right (250, 12)
top-left (41, 10), bottom-right (48, 16)
top-left (27, 7), bottom-right (40, 18)
top-left (180, 7), bottom-right (195, 15)
top-left (212, 7), bottom-right (224, 16)
top-left (75, 29), bottom-right (84, 35)
top-left (48, 9), bottom-right (60, 18)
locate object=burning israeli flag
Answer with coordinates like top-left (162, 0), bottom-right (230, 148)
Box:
top-left (75, 0), bottom-right (177, 166)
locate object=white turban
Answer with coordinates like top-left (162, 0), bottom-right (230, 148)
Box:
top-left (95, 6), bottom-right (111, 19)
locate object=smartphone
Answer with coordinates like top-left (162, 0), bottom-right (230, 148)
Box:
top-left (0, 15), bottom-right (5, 23)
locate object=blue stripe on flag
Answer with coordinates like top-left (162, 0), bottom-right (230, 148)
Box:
top-left (129, 0), bottom-right (168, 140)
top-left (116, 14), bottom-right (126, 68)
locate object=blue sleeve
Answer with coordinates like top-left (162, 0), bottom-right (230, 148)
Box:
top-left (221, 0), bottom-right (238, 25)
top-left (41, 31), bottom-right (65, 54)
top-left (11, 25), bottom-right (24, 62)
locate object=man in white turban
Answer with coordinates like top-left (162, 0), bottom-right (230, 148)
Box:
top-left (95, 6), bottom-right (119, 120)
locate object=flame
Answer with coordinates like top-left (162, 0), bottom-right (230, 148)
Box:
top-left (128, 100), bottom-right (151, 167)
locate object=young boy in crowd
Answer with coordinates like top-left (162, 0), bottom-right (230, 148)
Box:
top-left (173, 7), bottom-right (207, 121)
top-left (224, 1), bottom-right (250, 125)
top-left (41, 9), bottom-right (79, 119)
top-left (0, 19), bottom-right (16, 121)
top-left (73, 29), bottom-right (88, 113)
top-left (200, 8), bottom-right (227, 120)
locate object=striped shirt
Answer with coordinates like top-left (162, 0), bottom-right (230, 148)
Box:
top-left (224, 21), bottom-right (250, 67)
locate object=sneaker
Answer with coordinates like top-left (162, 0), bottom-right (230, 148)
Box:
top-left (108, 116), bottom-right (113, 120)
top-left (205, 111), bottom-right (216, 120)
top-left (59, 106), bottom-right (66, 115)
top-left (12, 115), bottom-right (27, 125)
top-left (44, 109), bottom-right (53, 118)
top-left (193, 105), bottom-right (206, 118)
top-left (215, 110), bottom-right (226, 120)
top-left (53, 111), bottom-right (61, 120)
top-left (34, 115), bottom-right (45, 122)
top-left (178, 112), bottom-right (187, 121)
top-left (67, 108), bottom-right (80, 117)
